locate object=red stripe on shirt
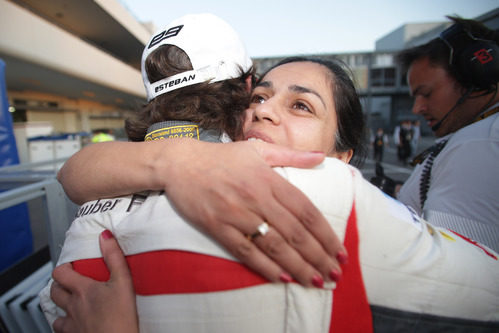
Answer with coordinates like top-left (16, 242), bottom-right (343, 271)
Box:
top-left (73, 202), bottom-right (372, 330)
top-left (330, 202), bottom-right (373, 332)
top-left (73, 250), bottom-right (268, 294)
top-left (448, 230), bottom-right (498, 260)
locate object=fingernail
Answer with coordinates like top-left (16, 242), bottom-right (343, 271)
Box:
top-left (279, 272), bottom-right (293, 283)
top-left (329, 269), bottom-right (342, 281)
top-left (312, 275), bottom-right (324, 288)
top-left (337, 251), bottom-right (348, 265)
top-left (101, 229), bottom-right (114, 240)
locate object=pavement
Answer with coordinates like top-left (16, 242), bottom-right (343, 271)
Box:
top-left (359, 136), bottom-right (436, 184)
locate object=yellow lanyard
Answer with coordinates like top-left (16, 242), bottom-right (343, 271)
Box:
top-left (472, 105), bottom-right (499, 124)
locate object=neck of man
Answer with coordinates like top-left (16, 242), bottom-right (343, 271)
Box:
top-left (144, 120), bottom-right (224, 143)
top-left (469, 85), bottom-right (499, 118)
top-left (436, 85), bottom-right (499, 137)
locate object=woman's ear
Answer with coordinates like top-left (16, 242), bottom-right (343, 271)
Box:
top-left (335, 149), bottom-right (353, 164)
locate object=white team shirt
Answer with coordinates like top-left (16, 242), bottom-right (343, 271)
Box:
top-left (40, 158), bottom-right (499, 332)
top-left (398, 109), bottom-right (499, 252)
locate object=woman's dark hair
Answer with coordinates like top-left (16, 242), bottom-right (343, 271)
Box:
top-left (126, 44), bottom-right (254, 141)
top-left (261, 56), bottom-right (367, 167)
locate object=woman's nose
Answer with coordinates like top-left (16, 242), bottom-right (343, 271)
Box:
top-left (253, 99), bottom-right (280, 124)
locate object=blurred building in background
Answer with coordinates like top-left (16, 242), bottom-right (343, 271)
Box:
top-left (0, 0), bottom-right (155, 165)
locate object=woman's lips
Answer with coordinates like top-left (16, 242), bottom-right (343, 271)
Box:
top-left (244, 130), bottom-right (274, 144)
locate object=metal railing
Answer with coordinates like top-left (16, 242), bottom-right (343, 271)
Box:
top-left (0, 158), bottom-right (76, 265)
top-left (0, 158), bottom-right (77, 332)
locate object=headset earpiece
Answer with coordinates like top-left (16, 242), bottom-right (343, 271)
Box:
top-left (440, 24), bottom-right (499, 91)
top-left (459, 40), bottom-right (499, 89)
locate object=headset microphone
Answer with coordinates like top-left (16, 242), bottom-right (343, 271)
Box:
top-left (431, 88), bottom-right (472, 132)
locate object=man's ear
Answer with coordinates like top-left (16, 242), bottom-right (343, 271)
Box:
top-left (245, 75), bottom-right (253, 93)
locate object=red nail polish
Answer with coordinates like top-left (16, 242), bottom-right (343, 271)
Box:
top-left (102, 229), bottom-right (114, 240)
top-left (337, 251), bottom-right (348, 265)
top-left (312, 275), bottom-right (324, 288)
top-left (329, 269), bottom-right (342, 281)
top-left (279, 272), bottom-right (293, 283)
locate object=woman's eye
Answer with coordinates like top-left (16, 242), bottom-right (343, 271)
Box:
top-left (250, 95), bottom-right (265, 104)
top-left (293, 102), bottom-right (312, 113)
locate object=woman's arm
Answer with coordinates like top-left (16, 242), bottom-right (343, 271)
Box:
top-left (58, 139), bottom-right (327, 204)
top-left (58, 139), bottom-right (347, 285)
top-left (58, 140), bottom-right (170, 204)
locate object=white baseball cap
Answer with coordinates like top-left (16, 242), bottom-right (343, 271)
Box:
top-left (142, 13), bottom-right (253, 101)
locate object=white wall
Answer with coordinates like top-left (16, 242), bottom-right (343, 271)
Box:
top-left (0, 0), bottom-right (145, 98)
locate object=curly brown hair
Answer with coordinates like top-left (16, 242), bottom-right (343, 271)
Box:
top-left (126, 45), bottom-right (254, 141)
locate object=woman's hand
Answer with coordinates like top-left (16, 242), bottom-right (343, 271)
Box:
top-left (160, 139), bottom-right (347, 286)
top-left (50, 231), bottom-right (138, 333)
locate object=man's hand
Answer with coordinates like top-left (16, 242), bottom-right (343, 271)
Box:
top-left (161, 139), bottom-right (347, 286)
top-left (50, 230), bottom-right (138, 333)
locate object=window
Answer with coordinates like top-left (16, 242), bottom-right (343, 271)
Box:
top-left (371, 68), bottom-right (383, 87)
top-left (385, 68), bottom-right (395, 86)
top-left (370, 67), bottom-right (396, 87)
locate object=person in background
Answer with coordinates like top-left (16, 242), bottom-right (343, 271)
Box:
top-left (370, 127), bottom-right (388, 162)
top-left (410, 119), bottom-right (421, 156)
top-left (91, 128), bottom-right (115, 143)
top-left (395, 16), bottom-right (499, 252)
top-left (394, 119), bottom-right (413, 165)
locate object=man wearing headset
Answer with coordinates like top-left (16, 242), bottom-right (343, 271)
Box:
top-left (395, 16), bottom-right (499, 252)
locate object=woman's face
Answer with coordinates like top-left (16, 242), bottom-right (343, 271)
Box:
top-left (243, 61), bottom-right (351, 162)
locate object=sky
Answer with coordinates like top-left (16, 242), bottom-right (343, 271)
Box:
top-left (120, 0), bottom-right (498, 57)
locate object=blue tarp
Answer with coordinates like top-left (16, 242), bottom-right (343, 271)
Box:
top-left (28, 132), bottom-right (90, 141)
top-left (0, 58), bottom-right (33, 272)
